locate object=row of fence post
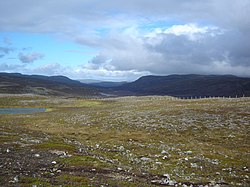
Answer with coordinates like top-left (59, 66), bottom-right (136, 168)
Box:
top-left (173, 94), bottom-right (245, 100)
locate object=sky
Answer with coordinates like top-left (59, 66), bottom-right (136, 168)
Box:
top-left (0, 0), bottom-right (250, 81)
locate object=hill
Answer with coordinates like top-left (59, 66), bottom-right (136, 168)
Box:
top-left (116, 74), bottom-right (250, 97)
top-left (0, 72), bottom-right (99, 96)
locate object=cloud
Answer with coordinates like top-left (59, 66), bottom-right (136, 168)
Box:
top-left (0, 0), bottom-right (250, 78)
top-left (18, 52), bottom-right (44, 63)
top-left (0, 63), bottom-right (24, 71)
top-left (0, 47), bottom-right (14, 58)
top-left (82, 23), bottom-right (250, 77)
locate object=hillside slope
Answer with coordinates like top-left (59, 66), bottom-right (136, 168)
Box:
top-left (117, 74), bottom-right (250, 97)
top-left (0, 73), bottom-right (99, 96)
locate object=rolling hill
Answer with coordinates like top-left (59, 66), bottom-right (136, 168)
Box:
top-left (116, 74), bottom-right (250, 97)
top-left (0, 72), bottom-right (99, 96)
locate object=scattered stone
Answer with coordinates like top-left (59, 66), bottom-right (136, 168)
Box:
top-left (161, 150), bottom-right (168, 154)
top-left (119, 146), bottom-right (125, 152)
top-left (185, 150), bottom-right (193, 155)
top-left (50, 150), bottom-right (68, 158)
top-left (51, 161), bottom-right (57, 164)
top-left (117, 167), bottom-right (123, 171)
top-left (155, 161), bottom-right (162, 165)
top-left (6, 149), bottom-right (10, 153)
top-left (140, 157), bottom-right (150, 161)
top-left (163, 173), bottom-right (170, 179)
top-left (14, 176), bottom-right (19, 183)
top-left (162, 155), bottom-right (168, 160)
top-left (34, 154), bottom-right (40, 157)
top-left (191, 163), bottom-right (198, 168)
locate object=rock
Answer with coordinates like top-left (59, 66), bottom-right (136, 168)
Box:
top-left (117, 167), bottom-right (123, 171)
top-left (51, 161), bottom-right (57, 164)
top-left (50, 150), bottom-right (68, 158)
top-left (34, 154), bottom-right (40, 157)
top-left (162, 155), bottom-right (168, 159)
top-left (163, 173), bottom-right (170, 179)
top-left (191, 163), bottom-right (198, 168)
top-left (6, 149), bottom-right (10, 153)
top-left (155, 161), bottom-right (162, 165)
top-left (14, 176), bottom-right (19, 183)
top-left (119, 146), bottom-right (125, 152)
top-left (161, 150), bottom-right (168, 154)
top-left (185, 150), bottom-right (193, 155)
top-left (140, 157), bottom-right (150, 161)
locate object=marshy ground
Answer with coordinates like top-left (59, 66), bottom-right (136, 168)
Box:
top-left (0, 95), bottom-right (249, 186)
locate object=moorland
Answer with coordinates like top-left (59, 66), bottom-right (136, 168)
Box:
top-left (0, 94), bottom-right (249, 186)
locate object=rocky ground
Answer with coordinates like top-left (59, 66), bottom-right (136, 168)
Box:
top-left (0, 95), bottom-right (249, 186)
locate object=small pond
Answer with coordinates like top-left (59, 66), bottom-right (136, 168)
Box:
top-left (0, 108), bottom-right (46, 115)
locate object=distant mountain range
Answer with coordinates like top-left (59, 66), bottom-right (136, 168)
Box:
top-left (0, 73), bottom-right (99, 96)
top-left (1, 73), bottom-right (250, 97)
top-left (116, 74), bottom-right (250, 97)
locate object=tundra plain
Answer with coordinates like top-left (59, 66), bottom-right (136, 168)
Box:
top-left (0, 95), bottom-right (249, 186)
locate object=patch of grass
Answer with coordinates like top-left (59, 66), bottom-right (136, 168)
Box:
top-left (45, 108), bottom-right (54, 112)
top-left (60, 155), bottom-right (110, 168)
top-left (32, 141), bottom-right (76, 152)
top-left (75, 99), bottom-right (102, 107)
top-left (19, 176), bottom-right (51, 186)
top-left (56, 174), bottom-right (90, 185)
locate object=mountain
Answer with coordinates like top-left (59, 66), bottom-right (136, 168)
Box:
top-left (116, 74), bottom-right (250, 97)
top-left (89, 81), bottom-right (127, 88)
top-left (0, 73), bottom-right (99, 96)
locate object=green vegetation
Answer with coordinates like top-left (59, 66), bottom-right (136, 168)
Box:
top-left (0, 95), bottom-right (249, 186)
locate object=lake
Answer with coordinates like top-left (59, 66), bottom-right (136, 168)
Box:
top-left (0, 108), bottom-right (46, 114)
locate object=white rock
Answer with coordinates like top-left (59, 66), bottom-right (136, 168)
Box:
top-left (51, 161), bottom-right (57, 164)
top-left (191, 163), bottom-right (198, 168)
top-left (162, 155), bottom-right (168, 159)
top-left (13, 176), bottom-right (18, 183)
top-left (141, 157), bottom-right (150, 161)
top-left (163, 173), bottom-right (170, 179)
top-left (34, 154), bottom-right (40, 157)
top-left (161, 150), bottom-right (168, 154)
top-left (119, 146), bottom-right (125, 152)
top-left (186, 150), bottom-right (192, 154)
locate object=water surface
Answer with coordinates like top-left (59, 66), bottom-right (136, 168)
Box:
top-left (0, 108), bottom-right (46, 114)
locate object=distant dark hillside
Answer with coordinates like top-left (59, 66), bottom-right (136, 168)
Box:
top-left (116, 74), bottom-right (250, 97)
top-left (0, 73), bottom-right (99, 96)
top-left (89, 81), bottom-right (127, 88)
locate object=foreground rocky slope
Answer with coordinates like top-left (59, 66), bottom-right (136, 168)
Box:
top-left (0, 95), bottom-right (249, 186)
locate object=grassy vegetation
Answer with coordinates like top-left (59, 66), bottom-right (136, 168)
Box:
top-left (0, 95), bottom-right (249, 186)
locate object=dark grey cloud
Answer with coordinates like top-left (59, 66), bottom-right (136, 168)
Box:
top-left (18, 52), bottom-right (44, 63)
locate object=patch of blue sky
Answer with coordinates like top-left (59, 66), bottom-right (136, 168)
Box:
top-left (0, 32), bottom-right (97, 68)
top-left (139, 19), bottom-right (184, 32)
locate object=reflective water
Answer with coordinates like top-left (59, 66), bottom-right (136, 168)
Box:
top-left (0, 108), bottom-right (46, 114)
